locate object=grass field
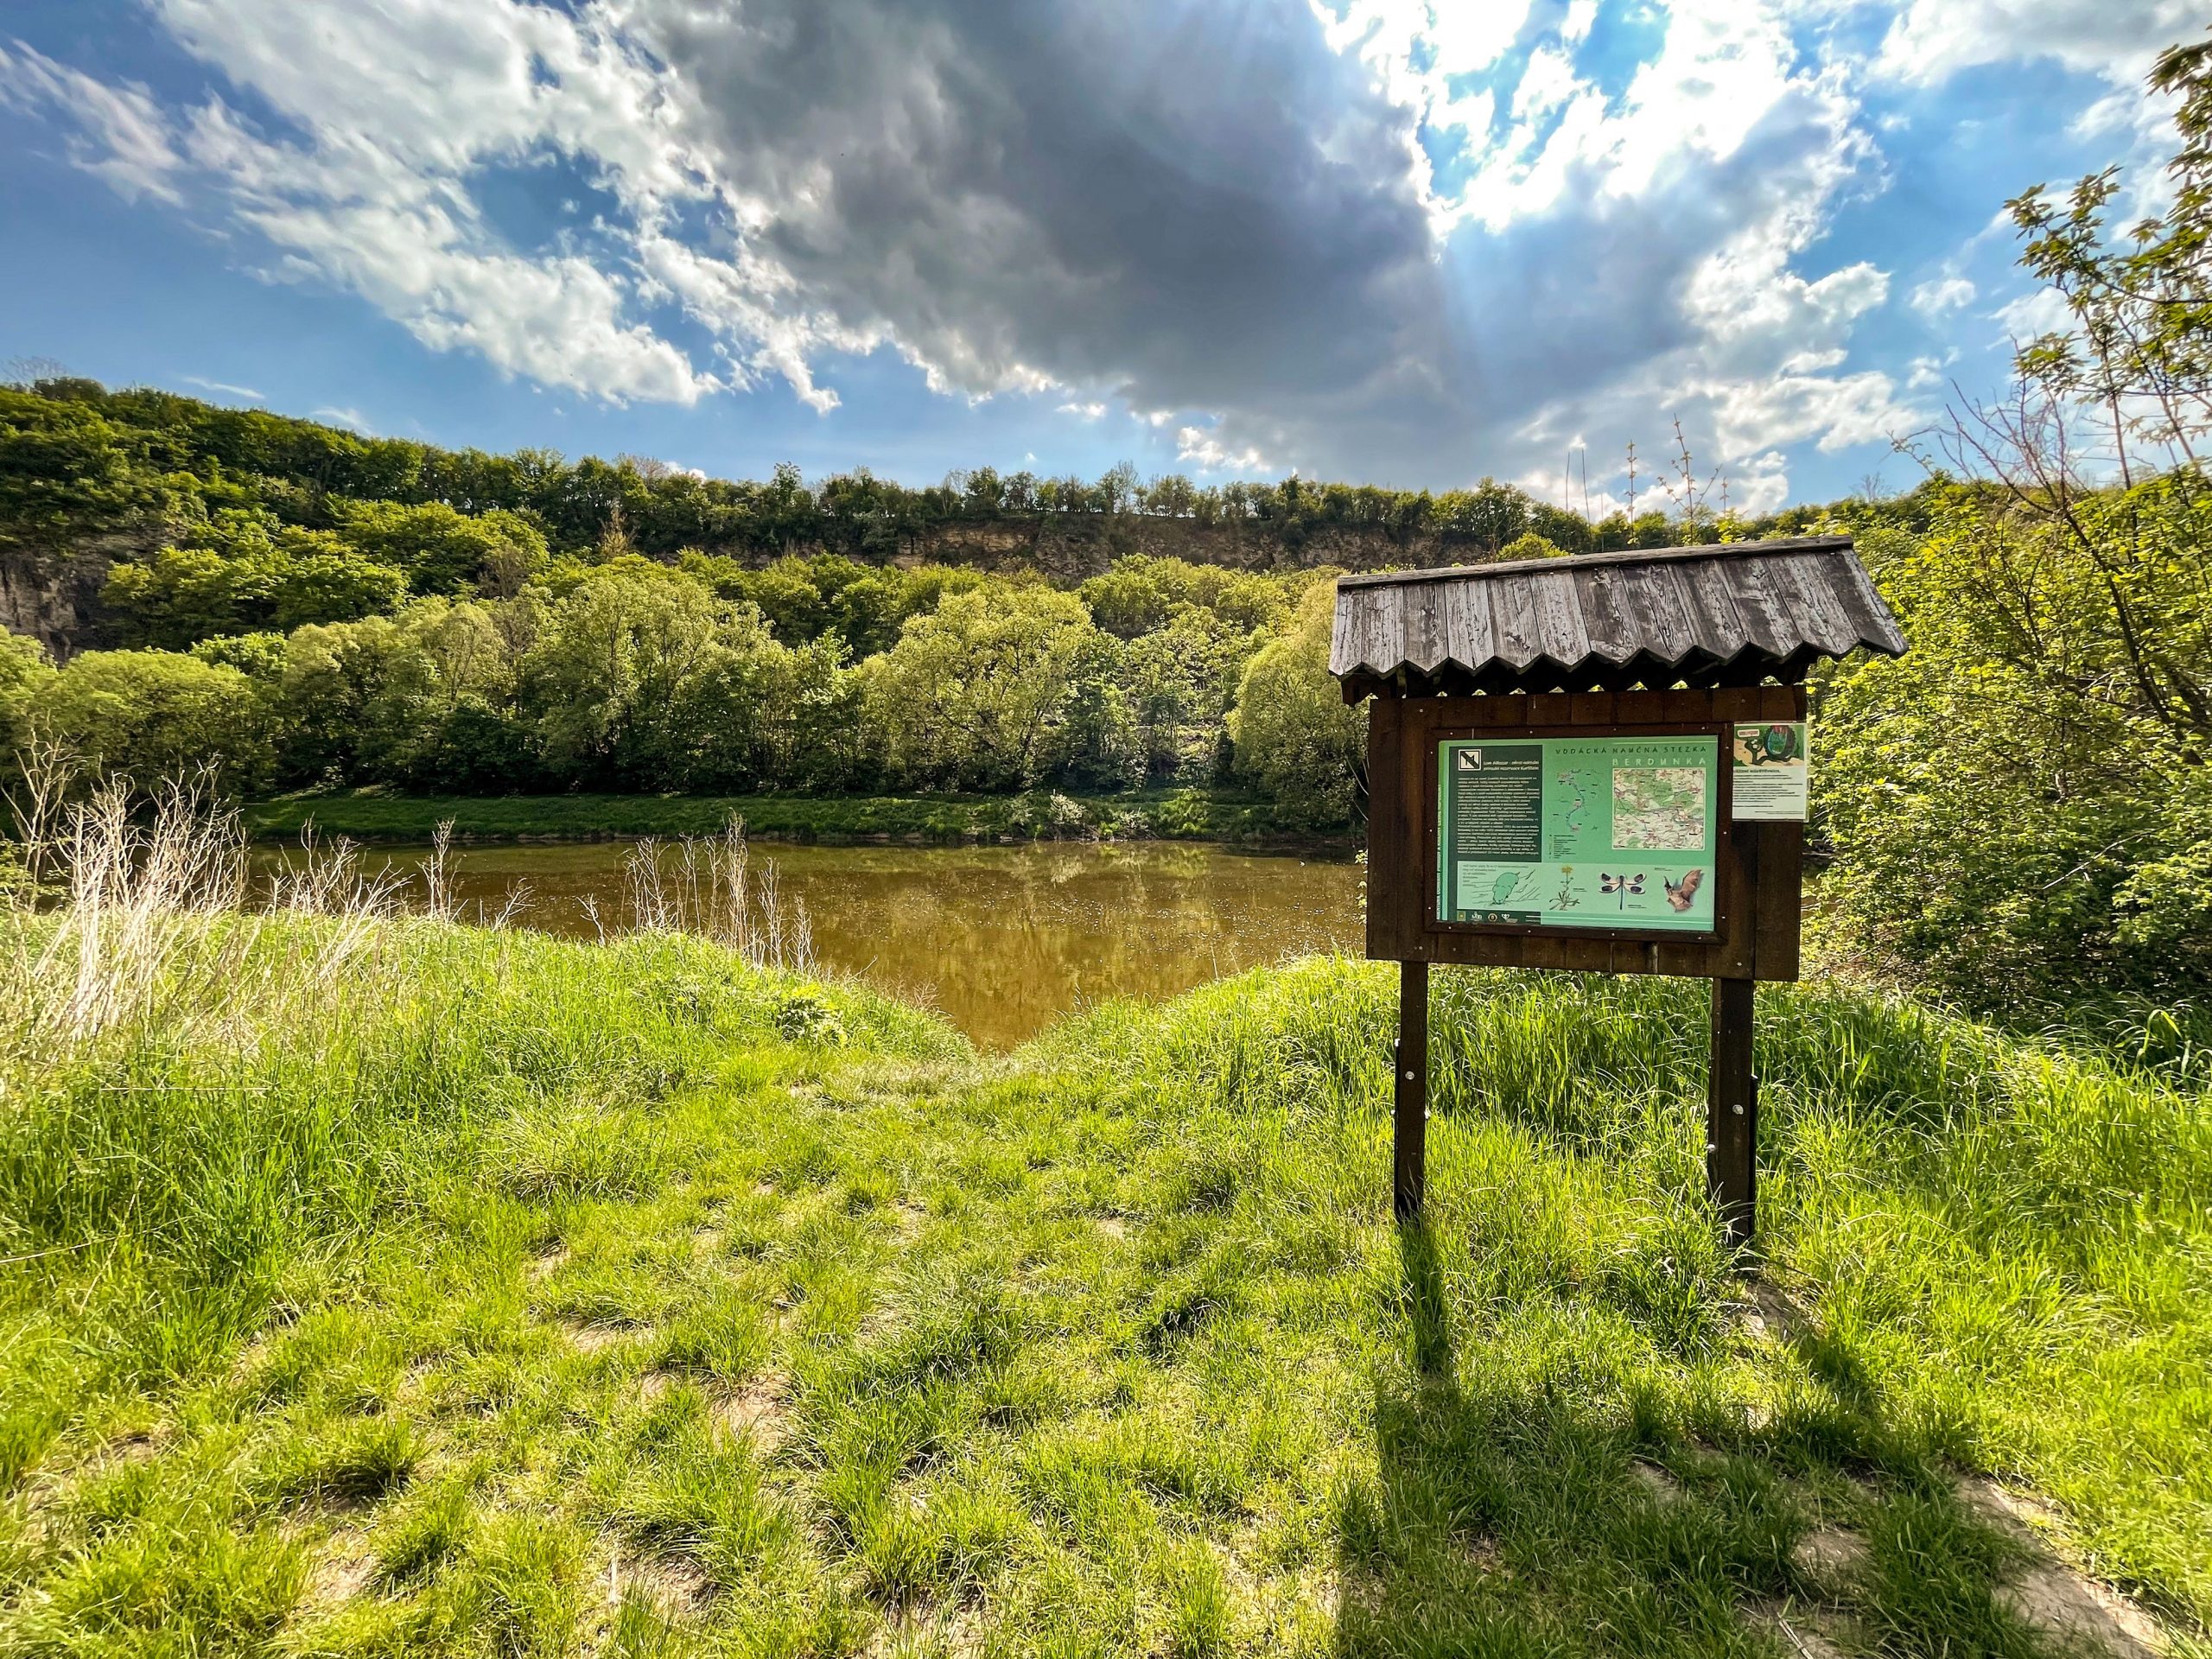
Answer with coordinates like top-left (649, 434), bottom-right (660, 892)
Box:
top-left (238, 788), bottom-right (1339, 847)
top-left (1, 810), bottom-right (2208, 1656)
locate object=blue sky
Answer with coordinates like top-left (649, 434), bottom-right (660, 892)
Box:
top-left (0, 0), bottom-right (2196, 511)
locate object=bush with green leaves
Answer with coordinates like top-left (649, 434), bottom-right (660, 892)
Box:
top-left (103, 509), bottom-right (409, 646)
top-left (1815, 484), bottom-right (2212, 1012)
top-left (0, 631), bottom-right (54, 757)
top-left (26, 649), bottom-right (272, 793)
top-left (1226, 583), bottom-right (1363, 830)
top-left (862, 585), bottom-right (1099, 791)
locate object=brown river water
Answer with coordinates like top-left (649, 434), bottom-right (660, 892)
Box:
top-left (251, 840), bottom-right (1364, 1050)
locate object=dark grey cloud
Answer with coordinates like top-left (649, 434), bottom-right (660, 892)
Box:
top-left (7, 0), bottom-right (1998, 498)
top-left (632, 0), bottom-right (1459, 428)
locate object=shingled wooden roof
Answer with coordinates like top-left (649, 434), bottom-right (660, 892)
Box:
top-left (1330, 534), bottom-right (1905, 701)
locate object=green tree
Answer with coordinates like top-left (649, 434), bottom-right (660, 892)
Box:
top-left (1056, 633), bottom-right (1144, 790)
top-left (105, 511), bottom-right (406, 645)
top-left (1122, 607), bottom-right (1255, 783)
top-left (0, 388), bottom-right (170, 550)
top-left (276, 613), bottom-right (410, 786)
top-left (1080, 559), bottom-right (1183, 640)
top-left (520, 558), bottom-right (770, 789)
top-left (332, 499), bottom-right (548, 595)
top-left (866, 588), bottom-right (1098, 791)
top-left (28, 650), bottom-right (270, 793)
top-left (188, 631), bottom-right (288, 682)
top-left (340, 600), bottom-right (538, 790)
top-left (104, 539), bottom-right (283, 647)
top-left (679, 628), bottom-right (861, 793)
top-left (0, 631), bottom-right (55, 760)
top-left (1496, 532), bottom-right (1566, 562)
top-left (1817, 493), bottom-right (2212, 1006)
top-left (1816, 35), bottom-right (2212, 1007)
top-left (1228, 584), bottom-right (1364, 829)
top-left (270, 543), bottom-right (410, 632)
top-left (731, 556), bottom-right (830, 644)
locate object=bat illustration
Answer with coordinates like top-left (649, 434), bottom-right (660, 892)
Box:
top-left (1663, 868), bottom-right (1705, 912)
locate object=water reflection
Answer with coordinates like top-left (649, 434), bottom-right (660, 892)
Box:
top-left (250, 839), bottom-right (1363, 1049)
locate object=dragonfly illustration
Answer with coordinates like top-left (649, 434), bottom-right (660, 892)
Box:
top-left (1599, 872), bottom-right (1645, 909)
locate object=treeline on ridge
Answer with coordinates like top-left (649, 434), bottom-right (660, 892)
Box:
top-left (1, 376), bottom-right (1908, 605)
top-left (0, 374), bottom-right (1923, 834)
top-left (0, 542), bottom-right (1361, 822)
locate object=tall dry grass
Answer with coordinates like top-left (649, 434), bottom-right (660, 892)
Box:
top-left (0, 767), bottom-right (399, 1071)
top-left (602, 817), bottom-right (815, 971)
top-left (0, 756), bottom-right (815, 1072)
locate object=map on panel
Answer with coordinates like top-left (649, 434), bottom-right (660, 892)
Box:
top-left (1611, 766), bottom-right (1708, 851)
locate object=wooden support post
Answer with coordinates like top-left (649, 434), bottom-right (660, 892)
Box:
top-left (1707, 976), bottom-right (1758, 1248)
top-left (1394, 959), bottom-right (1428, 1218)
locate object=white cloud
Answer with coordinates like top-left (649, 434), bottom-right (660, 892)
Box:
top-left (1870, 0), bottom-right (2196, 89)
top-left (1176, 424), bottom-right (1271, 473)
top-left (2, 0), bottom-right (2159, 500)
top-left (1249, 0), bottom-right (1926, 504)
top-left (1906, 350), bottom-right (1958, 391)
top-left (1993, 285), bottom-right (2075, 340)
top-left (1909, 275), bottom-right (1977, 319)
top-left (0, 42), bottom-right (184, 203)
top-left (182, 375), bottom-right (264, 399)
top-left (3, 3), bottom-right (732, 406)
top-left (312, 404), bottom-right (372, 432)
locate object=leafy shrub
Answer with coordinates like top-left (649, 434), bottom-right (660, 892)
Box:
top-left (1227, 583), bottom-right (1363, 830)
top-left (27, 649), bottom-right (271, 793)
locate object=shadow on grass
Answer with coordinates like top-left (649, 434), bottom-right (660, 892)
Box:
top-left (1331, 1219), bottom-right (2076, 1659)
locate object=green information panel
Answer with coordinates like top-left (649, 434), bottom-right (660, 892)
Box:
top-left (1437, 734), bottom-right (1720, 932)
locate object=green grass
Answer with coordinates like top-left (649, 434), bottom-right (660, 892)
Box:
top-left (2, 914), bottom-right (2208, 1656)
top-left (238, 788), bottom-right (1342, 846)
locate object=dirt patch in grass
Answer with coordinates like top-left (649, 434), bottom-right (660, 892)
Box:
top-left (1630, 1459), bottom-right (1685, 1505)
top-left (1958, 1477), bottom-right (2170, 1657)
top-left (308, 1545), bottom-right (378, 1607)
top-left (861, 1599), bottom-right (987, 1658)
top-left (621, 1551), bottom-right (714, 1617)
top-left (564, 1321), bottom-right (647, 1353)
top-left (712, 1377), bottom-right (789, 1451)
top-left (1791, 1525), bottom-right (1872, 1590)
top-left (1747, 1601), bottom-right (1861, 1659)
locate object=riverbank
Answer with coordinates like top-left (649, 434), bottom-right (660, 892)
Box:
top-left (3, 892), bottom-right (2206, 1653)
top-left (240, 787), bottom-right (1350, 847)
top-left (242, 838), bottom-right (1364, 1049)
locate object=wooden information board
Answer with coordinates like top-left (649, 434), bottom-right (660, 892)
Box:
top-left (1332, 536), bottom-right (1904, 1252)
top-left (1365, 684), bottom-right (1808, 1246)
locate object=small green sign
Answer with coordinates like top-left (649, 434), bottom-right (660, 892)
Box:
top-left (1437, 734), bottom-right (1719, 931)
top-left (1731, 720), bottom-right (1809, 821)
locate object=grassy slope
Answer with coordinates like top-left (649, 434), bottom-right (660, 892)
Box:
top-left (0, 923), bottom-right (2206, 1657)
top-left (238, 790), bottom-right (1340, 846)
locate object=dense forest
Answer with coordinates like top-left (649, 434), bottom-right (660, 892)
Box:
top-left (0, 372), bottom-right (1913, 824)
top-left (5, 38), bottom-right (2212, 1019)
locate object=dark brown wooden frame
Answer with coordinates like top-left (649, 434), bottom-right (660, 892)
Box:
top-left (1365, 683), bottom-right (1809, 1245)
top-left (1365, 685), bottom-right (1808, 982)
